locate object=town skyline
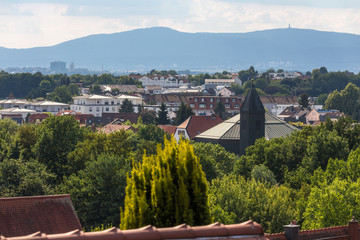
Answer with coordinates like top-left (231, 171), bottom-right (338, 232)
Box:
top-left (0, 0), bottom-right (359, 48)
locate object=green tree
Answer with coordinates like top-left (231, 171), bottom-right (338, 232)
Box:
top-left (303, 178), bottom-right (360, 229)
top-left (140, 109), bottom-right (156, 124)
top-left (35, 115), bottom-right (87, 182)
top-left (251, 164), bottom-right (277, 185)
top-left (209, 175), bottom-right (295, 233)
top-left (120, 138), bottom-right (211, 229)
top-left (213, 101), bottom-right (225, 119)
top-left (175, 102), bottom-right (194, 125)
top-left (0, 157), bottom-right (55, 197)
top-left (192, 142), bottom-right (238, 181)
top-left (298, 93), bottom-right (309, 108)
top-left (59, 154), bottom-right (131, 230)
top-left (316, 93), bottom-right (328, 105)
top-left (156, 103), bottom-right (170, 125)
top-left (120, 98), bottom-right (134, 113)
top-left (90, 85), bottom-right (102, 94)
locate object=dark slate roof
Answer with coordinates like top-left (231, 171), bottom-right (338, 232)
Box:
top-left (0, 195), bottom-right (82, 237)
top-left (194, 112), bottom-right (298, 141)
top-left (240, 85), bottom-right (265, 114)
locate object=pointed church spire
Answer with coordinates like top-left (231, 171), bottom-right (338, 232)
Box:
top-left (240, 79), bottom-right (265, 114)
top-left (239, 81), bottom-right (265, 155)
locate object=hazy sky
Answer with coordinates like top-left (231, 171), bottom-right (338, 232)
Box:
top-left (1, 0), bottom-right (359, 48)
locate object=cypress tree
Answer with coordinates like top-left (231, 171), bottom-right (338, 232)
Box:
top-left (120, 138), bottom-right (211, 229)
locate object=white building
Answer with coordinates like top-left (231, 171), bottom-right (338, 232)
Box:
top-left (139, 75), bottom-right (187, 88)
top-left (205, 76), bottom-right (242, 89)
top-left (0, 108), bottom-right (37, 120)
top-left (0, 99), bottom-right (69, 114)
top-left (71, 94), bottom-right (143, 117)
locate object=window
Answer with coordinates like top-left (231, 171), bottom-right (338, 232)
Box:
top-left (225, 98), bottom-right (229, 102)
top-left (210, 104), bottom-right (213, 108)
top-left (201, 98), bottom-right (205, 102)
top-left (210, 98), bottom-right (214, 102)
top-left (96, 100), bottom-right (100, 104)
top-left (225, 104), bottom-right (230, 108)
top-left (235, 104), bottom-right (240, 108)
top-left (106, 107), bottom-right (109, 111)
top-left (217, 98), bottom-right (220, 102)
top-left (89, 107), bottom-right (92, 112)
top-left (232, 98), bottom-right (236, 102)
top-left (190, 104), bottom-right (195, 108)
top-left (199, 103), bottom-right (206, 108)
top-left (105, 101), bottom-right (109, 105)
top-left (96, 107), bottom-right (100, 112)
top-left (178, 130), bottom-right (186, 136)
top-left (111, 101), bottom-right (114, 105)
top-left (195, 98), bottom-right (198, 102)
top-left (112, 107), bottom-right (116, 111)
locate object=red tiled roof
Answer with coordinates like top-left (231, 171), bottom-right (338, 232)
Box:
top-left (158, 125), bottom-right (177, 135)
top-left (99, 124), bottom-right (134, 134)
top-left (28, 113), bottom-right (50, 124)
top-left (260, 96), bottom-right (298, 105)
top-left (2, 220), bottom-right (267, 240)
top-left (178, 116), bottom-right (224, 139)
top-left (0, 195), bottom-right (82, 238)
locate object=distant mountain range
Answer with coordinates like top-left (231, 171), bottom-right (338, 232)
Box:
top-left (1, 27), bottom-right (360, 72)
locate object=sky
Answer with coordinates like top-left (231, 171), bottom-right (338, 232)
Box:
top-left (0, 0), bottom-right (359, 48)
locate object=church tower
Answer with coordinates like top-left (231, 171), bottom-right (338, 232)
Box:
top-left (239, 81), bottom-right (265, 155)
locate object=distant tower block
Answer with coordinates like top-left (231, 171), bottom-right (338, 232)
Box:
top-left (50, 61), bottom-right (66, 73)
top-left (69, 62), bottom-right (75, 72)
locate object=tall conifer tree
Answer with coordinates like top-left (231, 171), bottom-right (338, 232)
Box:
top-left (120, 138), bottom-right (211, 229)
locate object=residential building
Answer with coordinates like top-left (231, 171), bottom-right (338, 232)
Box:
top-left (27, 113), bottom-right (50, 124)
top-left (99, 124), bottom-right (136, 134)
top-left (138, 75), bottom-right (187, 88)
top-left (188, 96), bottom-right (242, 116)
top-left (259, 96), bottom-right (299, 116)
top-left (205, 76), bottom-right (242, 90)
top-left (157, 125), bottom-right (177, 135)
top-left (145, 85), bottom-right (163, 94)
top-left (216, 86), bottom-right (235, 97)
top-left (174, 115), bottom-right (223, 141)
top-left (99, 85), bottom-right (144, 94)
top-left (0, 108), bottom-right (37, 122)
top-left (268, 71), bottom-right (303, 80)
top-left (0, 99), bottom-right (69, 114)
top-left (278, 106), bottom-right (309, 124)
top-left (71, 94), bottom-right (143, 117)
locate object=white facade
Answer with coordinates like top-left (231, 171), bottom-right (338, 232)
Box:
top-left (205, 76), bottom-right (242, 87)
top-left (0, 108), bottom-right (37, 119)
top-left (0, 99), bottom-right (69, 114)
top-left (71, 94), bottom-right (143, 117)
top-left (139, 76), bottom-right (187, 88)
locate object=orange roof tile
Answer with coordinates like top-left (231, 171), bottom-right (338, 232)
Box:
top-left (99, 124), bottom-right (134, 134)
top-left (0, 195), bottom-right (82, 237)
top-left (3, 220), bottom-right (267, 240)
top-left (178, 116), bottom-right (224, 139)
top-left (158, 125), bottom-right (177, 135)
